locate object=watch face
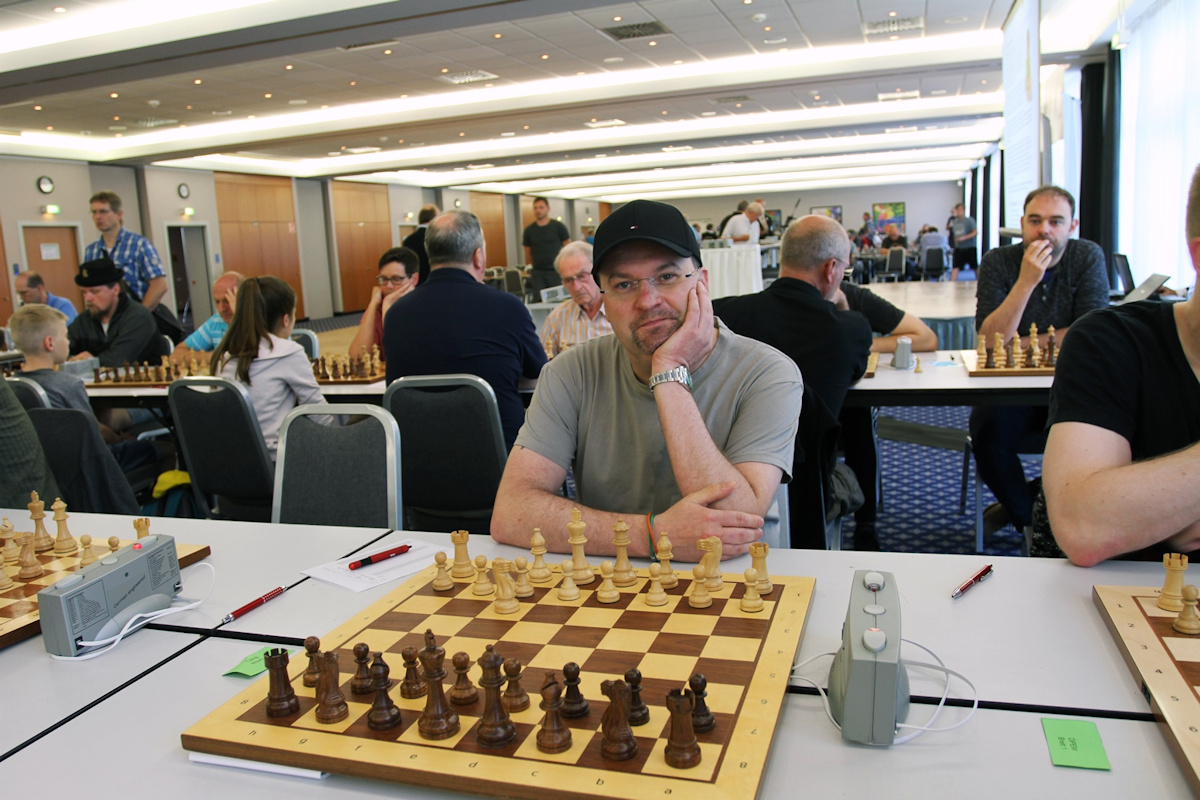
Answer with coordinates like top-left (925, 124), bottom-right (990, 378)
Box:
top-left (37, 176), bottom-right (54, 194)
top-left (177, 183), bottom-right (190, 198)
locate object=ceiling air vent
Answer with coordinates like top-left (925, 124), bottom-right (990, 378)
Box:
top-left (436, 69), bottom-right (499, 85)
top-left (584, 119), bottom-right (626, 128)
top-left (603, 21), bottom-right (670, 41)
top-left (338, 39), bottom-right (400, 52)
top-left (130, 117), bottom-right (179, 129)
top-left (714, 95), bottom-right (753, 104)
top-left (864, 17), bottom-right (925, 35)
top-left (877, 89), bottom-right (921, 101)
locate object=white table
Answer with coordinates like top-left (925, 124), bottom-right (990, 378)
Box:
top-left (846, 350), bottom-right (1053, 407)
top-left (702, 245), bottom-right (763, 298)
top-left (865, 280), bottom-right (978, 349)
top-left (2, 516), bottom-right (1191, 795)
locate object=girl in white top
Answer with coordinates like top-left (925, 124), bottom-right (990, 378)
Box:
top-left (210, 275), bottom-right (331, 460)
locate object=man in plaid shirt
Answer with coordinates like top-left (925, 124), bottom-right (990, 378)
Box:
top-left (85, 191), bottom-right (168, 311)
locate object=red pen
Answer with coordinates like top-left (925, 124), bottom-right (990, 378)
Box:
top-left (348, 544), bottom-right (412, 571)
top-left (951, 564), bottom-right (993, 599)
top-left (222, 586), bottom-right (285, 624)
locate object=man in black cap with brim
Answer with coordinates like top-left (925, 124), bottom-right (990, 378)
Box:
top-left (491, 199), bottom-right (802, 562)
top-left (67, 257), bottom-right (161, 367)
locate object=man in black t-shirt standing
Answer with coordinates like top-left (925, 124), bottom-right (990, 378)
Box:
top-left (1038, 165), bottom-right (1200, 565)
top-left (523, 196), bottom-right (571, 297)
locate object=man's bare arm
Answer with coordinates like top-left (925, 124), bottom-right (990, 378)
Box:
top-left (870, 312), bottom-right (938, 353)
top-left (1043, 421), bottom-right (1200, 566)
top-left (141, 276), bottom-right (168, 309)
top-left (491, 446), bottom-right (766, 561)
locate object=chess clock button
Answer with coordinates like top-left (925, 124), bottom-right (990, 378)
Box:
top-left (863, 571), bottom-right (885, 591)
top-left (862, 629), bottom-right (887, 652)
top-left (864, 604), bottom-right (886, 616)
top-left (100, 556), bottom-right (118, 565)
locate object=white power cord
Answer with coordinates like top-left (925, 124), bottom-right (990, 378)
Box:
top-left (49, 562), bottom-right (217, 662)
top-left (790, 636), bottom-right (978, 744)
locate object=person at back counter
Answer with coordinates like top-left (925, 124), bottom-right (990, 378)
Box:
top-left (1035, 165), bottom-right (1200, 565)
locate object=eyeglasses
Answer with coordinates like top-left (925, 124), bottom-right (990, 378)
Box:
top-left (376, 275), bottom-right (410, 286)
top-left (600, 270), bottom-right (694, 297)
top-left (560, 271), bottom-right (593, 286)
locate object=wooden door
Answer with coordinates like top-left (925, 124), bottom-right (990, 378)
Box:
top-left (22, 226), bottom-right (80, 309)
top-left (331, 182), bottom-right (391, 312)
top-left (470, 191), bottom-right (507, 268)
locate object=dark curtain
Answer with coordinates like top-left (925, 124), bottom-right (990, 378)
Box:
top-left (1080, 48), bottom-right (1122, 288)
top-left (981, 153), bottom-right (993, 257)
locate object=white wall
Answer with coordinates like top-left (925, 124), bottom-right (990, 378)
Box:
top-left (141, 166), bottom-right (221, 316)
top-left (662, 182), bottom-right (964, 239)
top-left (295, 178), bottom-right (334, 319)
top-left (387, 184), bottom-right (430, 243)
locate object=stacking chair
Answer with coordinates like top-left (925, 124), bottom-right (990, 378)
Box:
top-left (876, 247), bottom-right (906, 282)
top-left (273, 404), bottom-right (401, 528)
top-left (919, 248), bottom-right (947, 281)
top-left (787, 385), bottom-right (857, 550)
top-left (6, 376), bottom-right (51, 411)
top-left (961, 431), bottom-right (1046, 553)
top-left (26, 408), bottom-right (142, 514)
top-left (503, 267), bottom-right (525, 299)
top-left (383, 374), bottom-right (507, 533)
top-left (169, 376), bottom-right (276, 521)
top-left (291, 329), bottom-right (319, 359)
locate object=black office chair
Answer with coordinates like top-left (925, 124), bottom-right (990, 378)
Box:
top-left (26, 408), bottom-right (143, 515)
top-left (918, 248), bottom-right (947, 281)
top-left (291, 329), bottom-right (319, 359)
top-left (168, 376), bottom-right (276, 521)
top-left (5, 376), bottom-right (51, 411)
top-left (383, 374), bottom-right (507, 533)
top-left (273, 404), bottom-right (400, 528)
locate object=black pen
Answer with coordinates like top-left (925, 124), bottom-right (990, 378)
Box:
top-left (951, 564), bottom-right (993, 599)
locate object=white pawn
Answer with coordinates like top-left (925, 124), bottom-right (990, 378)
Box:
top-left (740, 568), bottom-right (764, 613)
top-left (557, 559), bottom-right (580, 601)
top-left (514, 556), bottom-right (534, 598)
top-left (1176, 585), bottom-right (1200, 635)
top-left (1, 517), bottom-right (17, 564)
top-left (108, 535), bottom-right (120, 554)
top-left (645, 563), bottom-right (668, 607)
top-left (472, 554), bottom-right (494, 596)
top-left (688, 565), bottom-right (712, 609)
top-left (596, 561), bottom-right (620, 604)
top-left (0, 558), bottom-right (11, 590)
top-left (79, 534), bottom-right (100, 567)
top-left (529, 528), bottom-right (552, 583)
top-left (656, 532), bottom-right (678, 589)
top-left (432, 551), bottom-right (454, 591)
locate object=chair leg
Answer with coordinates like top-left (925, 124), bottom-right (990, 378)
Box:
top-left (959, 438), bottom-right (972, 514)
top-left (975, 462), bottom-right (984, 553)
top-left (826, 517), bottom-right (843, 551)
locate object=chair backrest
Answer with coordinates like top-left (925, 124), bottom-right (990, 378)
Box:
top-left (786, 385), bottom-right (843, 549)
top-left (168, 376), bottom-right (275, 520)
top-left (383, 374), bottom-right (507, 532)
top-left (885, 247), bottom-right (905, 270)
top-left (291, 329), bottom-right (319, 359)
top-left (273, 404), bottom-right (401, 528)
top-left (26, 408), bottom-right (140, 515)
top-left (6, 376), bottom-right (51, 410)
top-left (157, 334), bottom-right (174, 358)
top-left (503, 267), bottom-right (524, 296)
top-left (1113, 253), bottom-right (1135, 294)
top-left (923, 247), bottom-right (946, 274)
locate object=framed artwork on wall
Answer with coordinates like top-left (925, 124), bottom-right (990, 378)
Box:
top-left (810, 205), bottom-right (843, 223)
top-left (872, 202), bottom-right (906, 235)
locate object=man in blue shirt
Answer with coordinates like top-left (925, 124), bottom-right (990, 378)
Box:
top-left (171, 271), bottom-right (243, 363)
top-left (384, 211), bottom-right (546, 450)
top-left (14, 272), bottom-right (77, 322)
top-left (85, 191), bottom-right (167, 310)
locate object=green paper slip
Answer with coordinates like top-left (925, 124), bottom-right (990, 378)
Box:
top-left (225, 647), bottom-right (295, 677)
top-left (1042, 718), bottom-right (1111, 770)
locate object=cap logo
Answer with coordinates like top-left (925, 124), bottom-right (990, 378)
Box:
top-left (82, 269), bottom-right (89, 277)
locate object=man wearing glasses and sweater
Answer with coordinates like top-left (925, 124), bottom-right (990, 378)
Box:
top-left (349, 247), bottom-right (419, 360)
top-left (492, 200), bottom-right (802, 561)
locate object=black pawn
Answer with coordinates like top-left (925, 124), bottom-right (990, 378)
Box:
top-left (449, 651), bottom-right (478, 705)
top-left (400, 645), bottom-right (427, 699)
top-left (302, 635), bottom-right (321, 688)
top-left (689, 673), bottom-right (715, 733)
top-left (625, 668), bottom-right (649, 726)
top-left (367, 654), bottom-right (403, 731)
top-left (351, 642), bottom-right (373, 695)
top-left (502, 657), bottom-right (530, 713)
top-left (561, 661), bottom-right (589, 718)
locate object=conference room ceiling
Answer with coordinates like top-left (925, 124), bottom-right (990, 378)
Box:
top-left (0, 0), bottom-right (1115, 201)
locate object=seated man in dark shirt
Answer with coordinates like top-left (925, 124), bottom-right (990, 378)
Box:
top-left (67, 257), bottom-right (161, 367)
top-left (1036, 164), bottom-right (1200, 565)
top-left (879, 224), bottom-right (908, 250)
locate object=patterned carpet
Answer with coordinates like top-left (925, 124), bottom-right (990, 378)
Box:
top-left (843, 405), bottom-right (1039, 557)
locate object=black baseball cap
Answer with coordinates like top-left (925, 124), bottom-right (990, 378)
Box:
top-left (592, 200), bottom-right (703, 277)
top-left (74, 257), bottom-right (125, 287)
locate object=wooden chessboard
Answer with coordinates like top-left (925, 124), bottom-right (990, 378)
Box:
top-left (316, 370), bottom-right (386, 385)
top-left (183, 563), bottom-right (815, 800)
top-left (1093, 584), bottom-right (1200, 796)
top-left (958, 349), bottom-right (1056, 377)
top-left (0, 538), bottom-right (211, 650)
top-left (863, 352), bottom-right (878, 379)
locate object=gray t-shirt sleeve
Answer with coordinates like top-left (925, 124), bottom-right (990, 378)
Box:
top-left (720, 353), bottom-right (802, 479)
top-left (514, 353), bottom-right (580, 471)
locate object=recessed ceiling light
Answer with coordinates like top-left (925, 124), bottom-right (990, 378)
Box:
top-left (485, 83), bottom-right (494, 87)
top-left (613, 16), bottom-right (621, 21)
top-left (193, 79), bottom-right (202, 84)
top-left (53, 6), bottom-right (65, 12)
top-left (735, 103), bottom-right (743, 108)
top-left (501, 131), bottom-right (515, 136)
top-left (814, 94), bottom-right (821, 100)
top-left (648, 41), bottom-right (657, 46)
top-left (889, 11), bottom-right (897, 17)
top-left (350, 81), bottom-right (357, 86)
top-left (441, 68), bottom-right (449, 73)
top-left (112, 115), bottom-right (119, 121)
top-left (109, 92), bottom-right (118, 98)
top-left (764, 26), bottom-right (772, 31)
top-left (577, 72), bottom-right (586, 75)
top-left (321, 105), bottom-right (329, 109)
top-left (674, 60), bottom-right (682, 65)
top-left (288, 99), bottom-right (307, 105)
top-left (603, 57), bottom-right (624, 64)
top-left (247, 115), bottom-right (255, 119)
top-left (459, 132), bottom-right (465, 136)
top-left (45, 125), bottom-right (53, 130)
top-left (264, 93), bottom-right (272, 98)
top-left (285, 64), bottom-right (293, 70)
top-left (889, 35), bottom-right (899, 40)
top-left (743, 0), bottom-right (752, 4)
top-left (523, 125), bottom-right (530, 129)
top-left (33, 105), bottom-right (42, 110)
top-left (383, 49), bottom-right (392, 55)
top-left (661, 110), bottom-right (668, 114)
top-left (494, 33), bottom-right (502, 39)
top-left (700, 111), bottom-right (716, 116)
top-left (981, 79), bottom-right (988, 85)
top-left (541, 54), bottom-right (549, 59)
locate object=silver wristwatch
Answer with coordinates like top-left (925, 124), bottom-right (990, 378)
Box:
top-left (648, 365), bottom-right (693, 392)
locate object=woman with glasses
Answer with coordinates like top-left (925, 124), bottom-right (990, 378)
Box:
top-left (348, 247), bottom-right (419, 360)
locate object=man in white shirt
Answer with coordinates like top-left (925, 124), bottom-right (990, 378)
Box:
top-left (540, 241), bottom-right (612, 358)
top-left (721, 202), bottom-right (763, 245)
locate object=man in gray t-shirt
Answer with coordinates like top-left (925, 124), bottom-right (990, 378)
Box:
top-left (949, 203), bottom-right (978, 280)
top-left (492, 200), bottom-right (802, 562)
